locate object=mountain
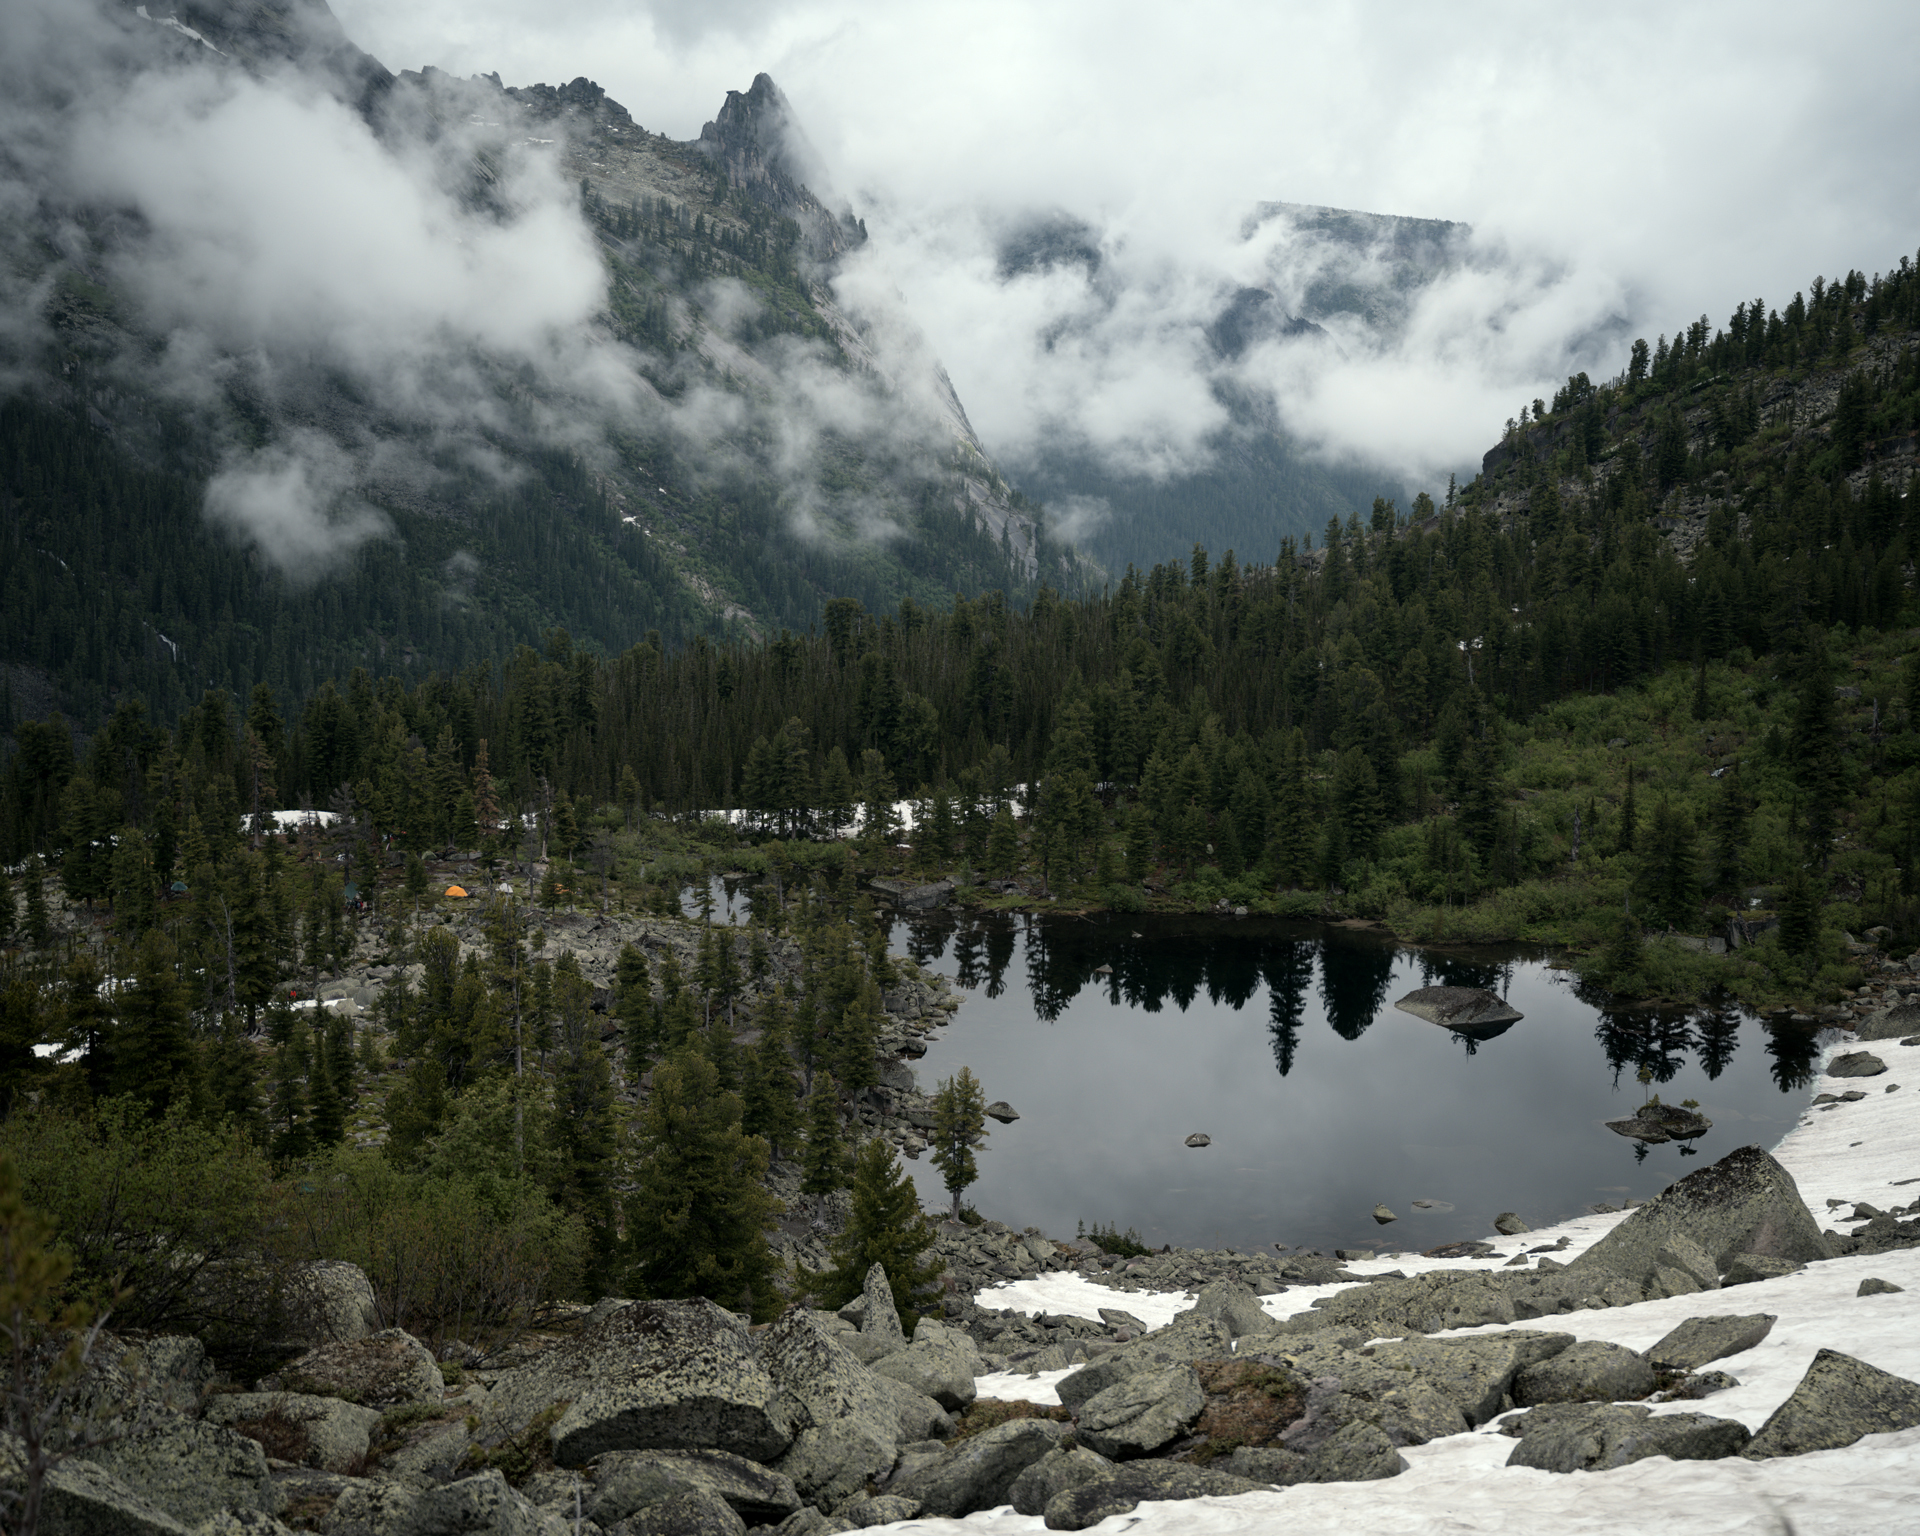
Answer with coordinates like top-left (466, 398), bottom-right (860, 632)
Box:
top-left (999, 202), bottom-right (1474, 573)
top-left (0, 0), bottom-right (1079, 734)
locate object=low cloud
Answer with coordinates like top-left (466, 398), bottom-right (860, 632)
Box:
top-left (204, 434), bottom-right (390, 575)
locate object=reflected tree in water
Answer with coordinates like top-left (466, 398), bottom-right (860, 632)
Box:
top-left (905, 916), bottom-right (948, 969)
top-left (951, 922), bottom-right (983, 991)
top-left (1594, 1008), bottom-right (1698, 1086)
top-left (1763, 1019), bottom-right (1822, 1091)
top-left (1207, 946), bottom-right (1262, 1010)
top-left (1696, 1009), bottom-right (1741, 1080)
top-left (1320, 941), bottom-right (1394, 1041)
top-left (982, 922), bottom-right (1015, 999)
top-left (1262, 940), bottom-right (1315, 1077)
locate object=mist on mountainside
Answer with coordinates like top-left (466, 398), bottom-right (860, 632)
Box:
top-left (0, 0), bottom-right (1065, 657)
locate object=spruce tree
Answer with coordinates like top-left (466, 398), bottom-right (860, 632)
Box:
top-left (1613, 764), bottom-right (1638, 855)
top-left (1778, 868), bottom-right (1823, 959)
top-left (740, 991), bottom-right (801, 1162)
top-left (985, 806), bottom-right (1019, 878)
top-left (615, 941), bottom-right (655, 1071)
top-left (23, 861), bottom-right (50, 950)
top-left (116, 929), bottom-right (195, 1118)
top-left (625, 1048), bottom-right (783, 1321)
top-left (802, 1138), bottom-right (943, 1325)
top-left (929, 1066), bottom-right (987, 1219)
top-left (801, 1073), bottom-right (848, 1194)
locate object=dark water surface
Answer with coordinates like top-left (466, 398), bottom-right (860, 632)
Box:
top-left (887, 912), bottom-right (1824, 1256)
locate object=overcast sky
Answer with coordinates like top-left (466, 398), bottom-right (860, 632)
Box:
top-left (329, 0), bottom-right (1920, 488)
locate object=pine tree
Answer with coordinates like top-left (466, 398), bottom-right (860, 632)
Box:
top-left (1777, 867), bottom-right (1823, 959)
top-left (740, 991), bottom-right (801, 1161)
top-left (802, 1138), bottom-right (944, 1325)
top-left (206, 1014), bottom-right (265, 1143)
top-left (801, 1073), bottom-right (848, 1194)
top-left (1125, 802), bottom-right (1155, 883)
top-left (929, 1066), bottom-right (987, 1219)
top-left (1613, 764), bottom-right (1639, 855)
top-left (23, 861), bottom-right (50, 950)
top-left (614, 942), bottom-right (655, 1072)
top-left (985, 806), bottom-right (1019, 878)
top-left (115, 929), bottom-right (195, 1118)
top-left (625, 1048), bottom-right (783, 1321)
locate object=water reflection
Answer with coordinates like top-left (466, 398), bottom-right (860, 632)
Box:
top-left (889, 909), bottom-right (1802, 1091)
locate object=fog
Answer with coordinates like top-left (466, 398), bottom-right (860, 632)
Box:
top-left (332, 0), bottom-right (1920, 492)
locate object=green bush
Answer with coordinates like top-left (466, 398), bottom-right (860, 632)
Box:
top-left (282, 1148), bottom-right (587, 1347)
top-left (0, 1100), bottom-right (279, 1337)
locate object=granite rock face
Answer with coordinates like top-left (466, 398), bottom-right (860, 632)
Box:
top-left (77, 1417), bottom-right (287, 1528)
top-left (1568, 1145), bottom-right (1830, 1283)
top-left (1175, 1279), bottom-right (1271, 1338)
top-left (1744, 1348), bottom-right (1920, 1458)
top-left (1007, 1447), bottom-right (1113, 1517)
top-left (475, 1300), bottom-right (794, 1468)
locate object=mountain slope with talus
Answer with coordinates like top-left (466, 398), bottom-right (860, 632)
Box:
top-left (0, 0), bottom-right (1076, 734)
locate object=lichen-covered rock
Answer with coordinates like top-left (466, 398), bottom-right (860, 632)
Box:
top-left (1175, 1280), bottom-right (1270, 1338)
top-left (1504, 1403), bottom-right (1750, 1471)
top-left (286, 1261), bottom-right (381, 1348)
top-left (1743, 1348), bottom-right (1920, 1458)
top-left (758, 1307), bottom-right (900, 1509)
top-left (204, 1392), bottom-right (384, 1473)
top-left (1, 1434), bottom-right (192, 1536)
top-left (1512, 1340), bottom-right (1656, 1406)
top-left (831, 1492), bottom-right (919, 1528)
top-left (1224, 1419), bottom-right (1403, 1484)
top-left (1075, 1366), bottom-right (1206, 1460)
top-left (78, 1417), bottom-right (286, 1528)
top-left (129, 1337), bottom-right (215, 1416)
top-left (1828, 1051), bottom-right (1888, 1078)
top-left (869, 1376), bottom-right (953, 1443)
top-left (885, 1417), bottom-right (1071, 1519)
top-left (1040, 1462), bottom-right (1265, 1531)
top-left (1007, 1447), bottom-right (1113, 1516)
top-left (311, 1474), bottom-right (420, 1535)
top-left (274, 1329), bottom-right (443, 1407)
top-left (587, 1450), bottom-right (801, 1528)
top-left (1494, 1213), bottom-right (1531, 1236)
top-left (606, 1485), bottom-right (745, 1536)
top-left (868, 1321), bottom-right (981, 1410)
top-left (1366, 1331), bottom-right (1574, 1426)
top-left (1645, 1315), bottom-right (1776, 1371)
top-left (857, 1264), bottom-right (903, 1346)
top-left (476, 1300), bottom-right (792, 1469)
top-left (1722, 1253), bottom-right (1805, 1286)
top-left (1054, 1316), bottom-right (1232, 1413)
top-left (193, 1511), bottom-right (298, 1535)
top-left (1567, 1145), bottom-right (1829, 1284)
top-left (393, 1469), bottom-right (559, 1535)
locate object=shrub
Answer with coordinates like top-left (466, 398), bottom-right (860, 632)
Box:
top-left (281, 1148), bottom-right (587, 1348)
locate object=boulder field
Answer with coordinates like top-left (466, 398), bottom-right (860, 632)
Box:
top-left (10, 1145), bottom-right (1920, 1534)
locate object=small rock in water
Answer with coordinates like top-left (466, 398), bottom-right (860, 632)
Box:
top-left (1494, 1212), bottom-right (1531, 1236)
top-left (985, 1101), bottom-right (1021, 1123)
top-left (1394, 986), bottom-right (1523, 1033)
top-left (1372, 1204), bottom-right (1398, 1225)
top-left (1184, 1132), bottom-right (1211, 1148)
top-left (1605, 1103), bottom-right (1712, 1144)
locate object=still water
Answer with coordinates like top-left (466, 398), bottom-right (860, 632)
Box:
top-left (886, 912), bottom-right (1826, 1256)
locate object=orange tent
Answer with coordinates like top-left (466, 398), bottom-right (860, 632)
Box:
top-left (444, 885), bottom-right (469, 899)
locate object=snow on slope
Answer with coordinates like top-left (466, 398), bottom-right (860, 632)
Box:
top-left (897, 1034), bottom-right (1920, 1535)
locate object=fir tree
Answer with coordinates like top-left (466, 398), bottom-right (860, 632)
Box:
top-left (801, 1073), bottom-right (848, 1194)
top-left (614, 941), bottom-right (655, 1072)
top-left (802, 1138), bottom-right (944, 1325)
top-left (1777, 868), bottom-right (1823, 959)
top-left (1613, 764), bottom-right (1639, 856)
top-left (985, 806), bottom-right (1019, 878)
top-left (625, 1047), bottom-right (783, 1321)
top-left (740, 991), bottom-right (802, 1161)
top-left (116, 928), bottom-right (195, 1117)
top-left (929, 1066), bottom-right (987, 1219)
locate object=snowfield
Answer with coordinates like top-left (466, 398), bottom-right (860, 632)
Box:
top-left (903, 1033), bottom-right (1920, 1535)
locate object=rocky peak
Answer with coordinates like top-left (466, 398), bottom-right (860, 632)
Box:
top-left (694, 73), bottom-right (854, 259)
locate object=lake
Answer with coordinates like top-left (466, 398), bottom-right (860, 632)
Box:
top-left (876, 911), bottom-right (1827, 1256)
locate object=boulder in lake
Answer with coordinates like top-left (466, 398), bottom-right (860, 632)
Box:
top-left (1394, 986), bottom-right (1522, 1033)
top-left (1743, 1348), bottom-right (1920, 1458)
top-left (1493, 1212), bottom-right (1530, 1236)
top-left (1372, 1204), bottom-right (1398, 1225)
top-left (1184, 1132), bottom-right (1211, 1148)
top-left (1605, 1103), bottom-right (1712, 1143)
top-left (984, 1101), bottom-right (1020, 1124)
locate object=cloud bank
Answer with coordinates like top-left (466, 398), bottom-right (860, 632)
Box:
top-left (329, 0), bottom-right (1920, 492)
